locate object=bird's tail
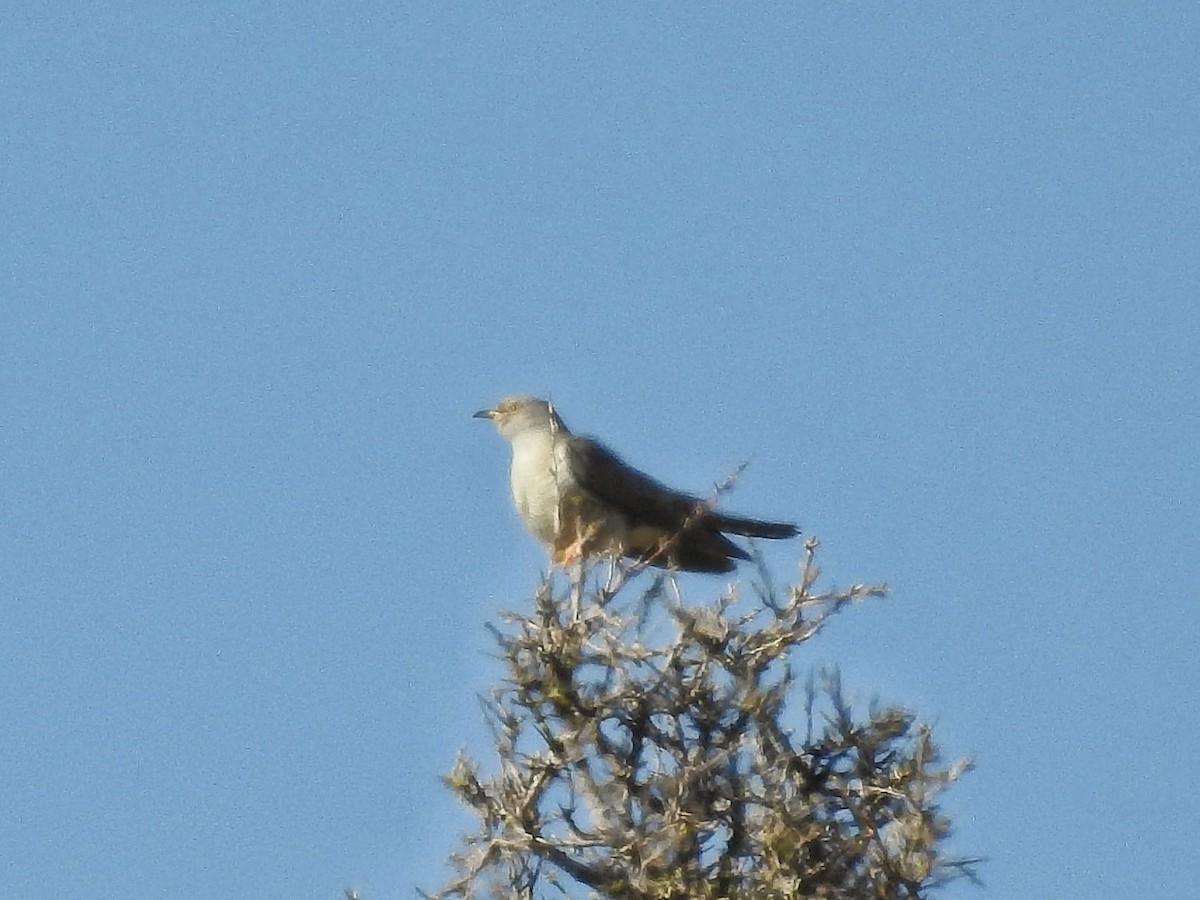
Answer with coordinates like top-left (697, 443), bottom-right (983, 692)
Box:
top-left (709, 514), bottom-right (799, 540)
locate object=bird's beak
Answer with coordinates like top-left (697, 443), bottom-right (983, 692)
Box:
top-left (473, 408), bottom-right (496, 420)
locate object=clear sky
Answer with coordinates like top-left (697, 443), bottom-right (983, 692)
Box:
top-left (2, 3), bottom-right (1196, 898)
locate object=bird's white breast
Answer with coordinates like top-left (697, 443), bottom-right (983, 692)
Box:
top-left (508, 430), bottom-right (574, 545)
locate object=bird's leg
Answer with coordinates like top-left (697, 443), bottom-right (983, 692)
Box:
top-left (554, 515), bottom-right (601, 567)
top-left (550, 527), bottom-right (587, 616)
top-left (554, 533), bottom-right (585, 567)
top-left (551, 510), bottom-right (580, 565)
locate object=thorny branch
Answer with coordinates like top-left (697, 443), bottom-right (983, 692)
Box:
top-left (426, 541), bottom-right (978, 899)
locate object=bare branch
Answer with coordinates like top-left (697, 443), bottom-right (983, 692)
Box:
top-left (429, 542), bottom-right (975, 898)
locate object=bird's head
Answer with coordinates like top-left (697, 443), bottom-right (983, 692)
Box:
top-left (474, 395), bottom-right (566, 441)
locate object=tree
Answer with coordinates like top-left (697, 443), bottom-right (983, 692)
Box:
top-left (427, 539), bottom-right (977, 898)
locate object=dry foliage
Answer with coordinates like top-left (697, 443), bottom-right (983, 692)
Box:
top-left (427, 540), bottom-right (977, 899)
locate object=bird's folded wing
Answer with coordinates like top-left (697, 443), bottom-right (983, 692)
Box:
top-left (565, 435), bottom-right (700, 529)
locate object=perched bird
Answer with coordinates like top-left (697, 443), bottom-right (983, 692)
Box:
top-left (474, 396), bottom-right (798, 573)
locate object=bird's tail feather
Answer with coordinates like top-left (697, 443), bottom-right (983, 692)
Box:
top-left (709, 515), bottom-right (799, 540)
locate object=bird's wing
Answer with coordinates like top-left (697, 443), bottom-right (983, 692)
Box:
top-left (564, 435), bottom-right (700, 530)
top-left (567, 434), bottom-right (797, 533)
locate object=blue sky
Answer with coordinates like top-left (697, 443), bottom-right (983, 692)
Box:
top-left (2, 3), bottom-right (1196, 897)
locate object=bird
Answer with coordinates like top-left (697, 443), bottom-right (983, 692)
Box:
top-left (474, 396), bottom-right (798, 573)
